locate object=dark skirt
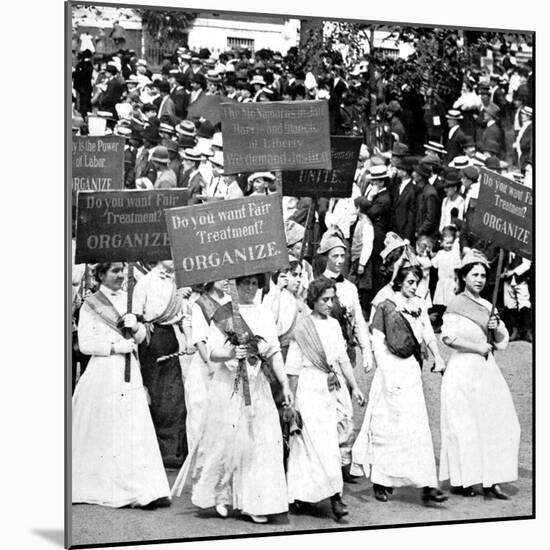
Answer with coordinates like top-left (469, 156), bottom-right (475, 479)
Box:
top-left (138, 324), bottom-right (188, 468)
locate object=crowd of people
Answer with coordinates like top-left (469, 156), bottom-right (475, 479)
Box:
top-left (71, 33), bottom-right (532, 524)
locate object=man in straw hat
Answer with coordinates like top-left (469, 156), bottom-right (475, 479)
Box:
top-left (317, 229), bottom-right (374, 483)
top-left (444, 109), bottom-right (469, 162)
top-left (204, 151), bottom-right (243, 200)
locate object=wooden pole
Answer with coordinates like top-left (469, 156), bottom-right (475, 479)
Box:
top-left (124, 262), bottom-right (135, 383)
top-left (226, 279), bottom-right (251, 406)
top-left (301, 197), bottom-right (318, 261)
top-left (488, 248), bottom-right (505, 346)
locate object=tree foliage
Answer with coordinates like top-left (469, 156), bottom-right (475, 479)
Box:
top-left (140, 9), bottom-right (197, 43)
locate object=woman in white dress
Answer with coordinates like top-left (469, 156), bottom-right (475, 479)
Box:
top-left (72, 262), bottom-right (171, 509)
top-left (439, 250), bottom-right (520, 499)
top-left (351, 264), bottom-right (448, 505)
top-left (184, 279), bottom-right (231, 449)
top-left (172, 273), bottom-right (292, 524)
top-left (286, 277), bottom-right (365, 520)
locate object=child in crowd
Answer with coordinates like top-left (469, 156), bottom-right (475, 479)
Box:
top-left (431, 226), bottom-right (462, 331)
top-left (416, 235), bottom-right (434, 309)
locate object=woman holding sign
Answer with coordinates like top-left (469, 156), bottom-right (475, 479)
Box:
top-left (72, 262), bottom-right (171, 509)
top-left (172, 273), bottom-right (292, 524)
top-left (439, 250), bottom-right (520, 499)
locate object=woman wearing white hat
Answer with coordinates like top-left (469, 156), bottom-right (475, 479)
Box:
top-left (439, 250), bottom-right (520, 499)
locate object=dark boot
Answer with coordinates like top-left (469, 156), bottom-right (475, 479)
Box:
top-left (422, 487), bottom-right (448, 504)
top-left (507, 309), bottom-right (521, 342)
top-left (519, 307), bottom-right (533, 342)
top-left (342, 464), bottom-right (359, 484)
top-left (330, 494), bottom-right (348, 519)
top-left (373, 483), bottom-right (389, 502)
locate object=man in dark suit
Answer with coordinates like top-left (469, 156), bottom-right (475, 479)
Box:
top-left (413, 162), bottom-right (441, 240)
top-left (362, 165), bottom-right (392, 293)
top-left (386, 100), bottom-right (408, 145)
top-left (391, 156), bottom-right (418, 244)
top-left (98, 63), bottom-right (124, 117)
top-left (444, 109), bottom-right (469, 162)
top-left (156, 80), bottom-right (179, 125)
top-left (328, 65), bottom-right (349, 134)
top-left (480, 103), bottom-right (504, 158)
top-left (170, 73), bottom-right (189, 121)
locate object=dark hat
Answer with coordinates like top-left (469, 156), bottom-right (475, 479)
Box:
top-left (197, 120), bottom-right (215, 139)
top-left (155, 80), bottom-right (171, 94)
top-left (150, 146), bottom-right (170, 164)
top-left (421, 153), bottom-right (442, 167)
top-left (443, 169), bottom-right (461, 187)
top-left (395, 156), bottom-right (414, 173)
top-left (485, 103), bottom-right (500, 118)
top-left (162, 139), bottom-right (179, 153)
top-left (414, 162), bottom-right (432, 180)
top-left (514, 84), bottom-right (528, 101)
top-left (178, 134), bottom-right (197, 149)
top-left (106, 64), bottom-right (119, 75)
top-left (392, 142), bottom-right (409, 157)
top-left (174, 72), bottom-right (187, 86)
top-left (463, 166), bottom-right (479, 181)
top-left (142, 102), bottom-right (157, 113)
top-left (485, 156), bottom-right (501, 170)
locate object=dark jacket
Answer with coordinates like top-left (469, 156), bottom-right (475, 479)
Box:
top-left (415, 183), bottom-right (441, 238)
top-left (445, 126), bottom-right (469, 162)
top-left (365, 188), bottom-right (392, 254)
top-left (171, 86), bottom-right (189, 120)
top-left (98, 76), bottom-right (124, 115)
top-left (392, 180), bottom-right (418, 243)
top-left (481, 122), bottom-right (504, 157)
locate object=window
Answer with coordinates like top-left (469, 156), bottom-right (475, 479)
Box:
top-left (227, 37), bottom-right (255, 52)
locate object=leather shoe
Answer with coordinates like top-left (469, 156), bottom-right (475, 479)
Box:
top-left (373, 484), bottom-right (388, 502)
top-left (450, 486), bottom-right (477, 497)
top-left (141, 497), bottom-right (171, 510)
top-left (483, 484), bottom-right (509, 500)
top-left (422, 487), bottom-right (448, 504)
top-left (331, 496), bottom-right (349, 519)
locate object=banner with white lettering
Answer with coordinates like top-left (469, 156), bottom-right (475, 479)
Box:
top-left (220, 100), bottom-right (332, 174)
top-left (75, 190), bottom-right (189, 263)
top-left (165, 195), bottom-right (289, 287)
top-left (470, 168), bottom-right (532, 259)
top-left (71, 136), bottom-right (125, 193)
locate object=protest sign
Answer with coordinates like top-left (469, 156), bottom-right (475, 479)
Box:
top-left (71, 136), bottom-right (125, 193)
top-left (165, 195), bottom-right (289, 288)
top-left (220, 100), bottom-right (331, 174)
top-left (187, 94), bottom-right (232, 125)
top-left (75, 190), bottom-right (189, 263)
top-left (282, 136), bottom-right (362, 197)
top-left (470, 168), bottom-right (532, 259)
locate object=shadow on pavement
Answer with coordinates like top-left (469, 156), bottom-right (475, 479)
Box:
top-left (33, 529), bottom-right (65, 547)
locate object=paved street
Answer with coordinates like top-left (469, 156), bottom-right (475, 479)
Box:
top-left (71, 338), bottom-right (533, 547)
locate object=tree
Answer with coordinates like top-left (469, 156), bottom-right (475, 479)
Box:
top-left (140, 9), bottom-right (197, 45)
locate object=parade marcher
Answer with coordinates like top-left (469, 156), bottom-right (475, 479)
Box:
top-left (205, 151), bottom-right (243, 200)
top-left (500, 252), bottom-right (532, 342)
top-left (97, 62), bottom-right (124, 117)
top-left (415, 235), bottom-right (434, 308)
top-left (351, 263), bottom-right (448, 505)
top-left (180, 148), bottom-right (204, 197)
top-left (285, 219), bottom-right (314, 301)
top-left (514, 105), bottom-right (532, 173)
top-left (185, 279), bottom-right (231, 449)
top-left (439, 250), bottom-right (520, 499)
top-left (286, 277), bottom-right (365, 520)
top-left (246, 172), bottom-right (277, 196)
top-left (73, 49), bottom-right (94, 119)
top-left (146, 145), bottom-right (177, 189)
top-left (172, 273), bottom-right (292, 525)
top-left (132, 260), bottom-right (188, 469)
top-left (73, 262), bottom-right (171, 509)
top-left (318, 229), bottom-right (374, 482)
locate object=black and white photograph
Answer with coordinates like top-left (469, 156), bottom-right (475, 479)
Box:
top-left (61, 0), bottom-right (537, 547)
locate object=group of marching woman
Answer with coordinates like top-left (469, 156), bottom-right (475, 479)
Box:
top-left (71, 215), bottom-right (521, 524)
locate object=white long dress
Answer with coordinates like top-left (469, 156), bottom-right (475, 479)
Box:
top-left (184, 292), bottom-right (230, 449)
top-left (286, 316), bottom-right (349, 503)
top-left (72, 287), bottom-right (170, 507)
top-left (351, 293), bottom-right (439, 488)
top-left (173, 303), bottom-right (288, 517)
top-left (439, 298), bottom-right (520, 487)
